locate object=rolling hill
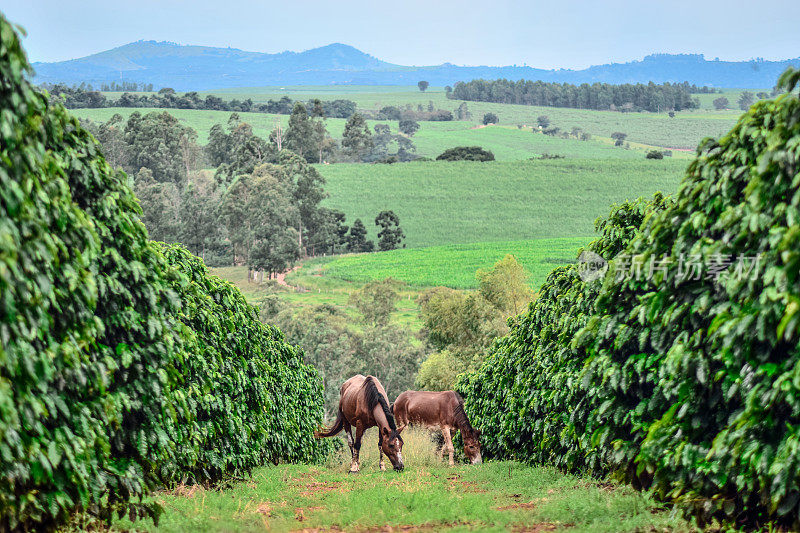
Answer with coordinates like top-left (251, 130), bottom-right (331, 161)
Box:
top-left (32, 41), bottom-right (799, 90)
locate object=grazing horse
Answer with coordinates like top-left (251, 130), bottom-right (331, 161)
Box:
top-left (315, 375), bottom-right (404, 472)
top-left (392, 390), bottom-right (482, 466)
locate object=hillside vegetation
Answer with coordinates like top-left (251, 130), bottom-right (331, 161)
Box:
top-left (318, 159), bottom-right (684, 247)
top-left (72, 98), bottom-right (739, 150)
top-left (0, 17), bottom-right (326, 530)
top-left (32, 38), bottom-right (797, 89)
top-left (306, 238), bottom-right (587, 289)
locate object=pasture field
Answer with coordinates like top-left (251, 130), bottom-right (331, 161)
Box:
top-left (112, 428), bottom-right (692, 532)
top-left (87, 83), bottom-right (752, 150)
top-left (75, 99), bottom-right (739, 151)
top-left (73, 105), bottom-right (701, 158)
top-left (205, 84), bottom-right (763, 112)
top-left (73, 107), bottom-right (299, 144)
top-left (204, 84), bottom-right (746, 148)
top-left (318, 159), bottom-right (684, 248)
top-left (303, 237), bottom-right (587, 289)
top-left (211, 237), bottom-right (585, 335)
top-left (210, 264), bottom-right (425, 330)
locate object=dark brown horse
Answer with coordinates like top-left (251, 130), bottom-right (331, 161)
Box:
top-left (316, 375), bottom-right (404, 472)
top-left (392, 390), bottom-right (482, 465)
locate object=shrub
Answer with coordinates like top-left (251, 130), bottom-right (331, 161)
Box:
top-left (1, 15), bottom-right (187, 528)
top-left (530, 153), bottom-right (566, 160)
top-left (416, 350), bottom-right (467, 391)
top-left (459, 68), bottom-right (800, 527)
top-left (457, 194), bottom-right (670, 466)
top-left (159, 244), bottom-right (328, 479)
top-left (482, 112), bottom-right (498, 125)
top-left (436, 146), bottom-right (495, 162)
top-left (398, 119), bottom-right (420, 136)
top-left (574, 68), bottom-right (800, 526)
top-left (0, 16), bottom-right (326, 529)
top-left (713, 96), bottom-right (729, 110)
top-left (645, 150), bottom-right (664, 159)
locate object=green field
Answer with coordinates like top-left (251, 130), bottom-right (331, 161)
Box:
top-left (73, 105), bottom-right (708, 158)
top-left (318, 159), bottom-right (684, 248)
top-left (86, 84), bottom-right (749, 151)
top-left (307, 237), bottom-right (587, 289)
top-left (212, 84), bottom-right (746, 149)
top-left (211, 264), bottom-right (426, 330)
top-left (112, 428), bottom-right (690, 532)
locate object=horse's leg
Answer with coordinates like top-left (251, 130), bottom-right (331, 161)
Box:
top-left (378, 441), bottom-right (386, 471)
top-left (350, 423), bottom-right (364, 473)
top-left (344, 420), bottom-right (355, 462)
top-left (442, 427), bottom-right (455, 466)
top-left (435, 430), bottom-right (445, 462)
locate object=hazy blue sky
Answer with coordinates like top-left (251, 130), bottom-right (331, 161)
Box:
top-left (3, 0), bottom-right (798, 68)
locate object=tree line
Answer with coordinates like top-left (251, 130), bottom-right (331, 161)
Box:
top-left (42, 83), bottom-right (358, 118)
top-left (80, 104), bottom-right (407, 276)
top-left (446, 79), bottom-right (700, 112)
top-left (369, 103), bottom-right (454, 121)
top-left (99, 80), bottom-right (154, 91)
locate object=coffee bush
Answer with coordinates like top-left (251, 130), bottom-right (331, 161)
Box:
top-left (460, 69), bottom-right (800, 527)
top-left (1, 16), bottom-right (326, 529)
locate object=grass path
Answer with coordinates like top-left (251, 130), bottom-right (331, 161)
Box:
top-left (114, 429), bottom-right (692, 532)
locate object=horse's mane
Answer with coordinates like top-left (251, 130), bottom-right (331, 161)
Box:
top-left (452, 393), bottom-right (476, 434)
top-left (363, 376), bottom-right (398, 432)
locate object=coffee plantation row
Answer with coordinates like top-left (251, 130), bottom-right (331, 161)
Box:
top-left (458, 67), bottom-right (800, 528)
top-left (0, 17), bottom-right (328, 530)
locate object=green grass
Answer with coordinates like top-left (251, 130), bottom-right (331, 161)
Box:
top-left (74, 107), bottom-right (296, 144)
top-left (197, 85), bottom-right (745, 149)
top-left (110, 428), bottom-right (692, 532)
top-left (318, 159), bottom-right (683, 248)
top-left (311, 238), bottom-right (587, 289)
top-left (210, 264), bottom-right (426, 330)
top-left (87, 84), bottom-right (750, 151)
top-left (72, 105), bottom-right (700, 158)
top-left (411, 123), bottom-right (695, 161)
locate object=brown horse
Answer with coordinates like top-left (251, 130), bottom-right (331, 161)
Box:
top-left (392, 390), bottom-right (482, 466)
top-left (316, 375), bottom-right (404, 472)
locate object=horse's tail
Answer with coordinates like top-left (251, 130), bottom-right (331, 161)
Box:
top-left (315, 410), bottom-right (345, 438)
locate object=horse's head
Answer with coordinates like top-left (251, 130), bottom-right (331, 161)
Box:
top-left (380, 427), bottom-right (404, 471)
top-left (463, 428), bottom-right (482, 464)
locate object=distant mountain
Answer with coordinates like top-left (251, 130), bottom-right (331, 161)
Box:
top-left (32, 42), bottom-right (800, 90)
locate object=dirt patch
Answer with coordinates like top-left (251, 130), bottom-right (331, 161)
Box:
top-left (295, 526), bottom-right (458, 533)
top-left (445, 474), bottom-right (485, 493)
top-left (498, 502), bottom-right (538, 511)
top-left (164, 484), bottom-right (205, 498)
top-left (295, 506), bottom-right (325, 521)
top-left (254, 502), bottom-right (272, 516)
top-left (299, 481), bottom-right (348, 497)
top-left (234, 500), bottom-right (282, 521)
top-left (512, 524), bottom-right (564, 532)
top-left (498, 495), bottom-right (555, 511)
top-left (359, 523), bottom-right (464, 532)
top-left (276, 265), bottom-right (302, 287)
